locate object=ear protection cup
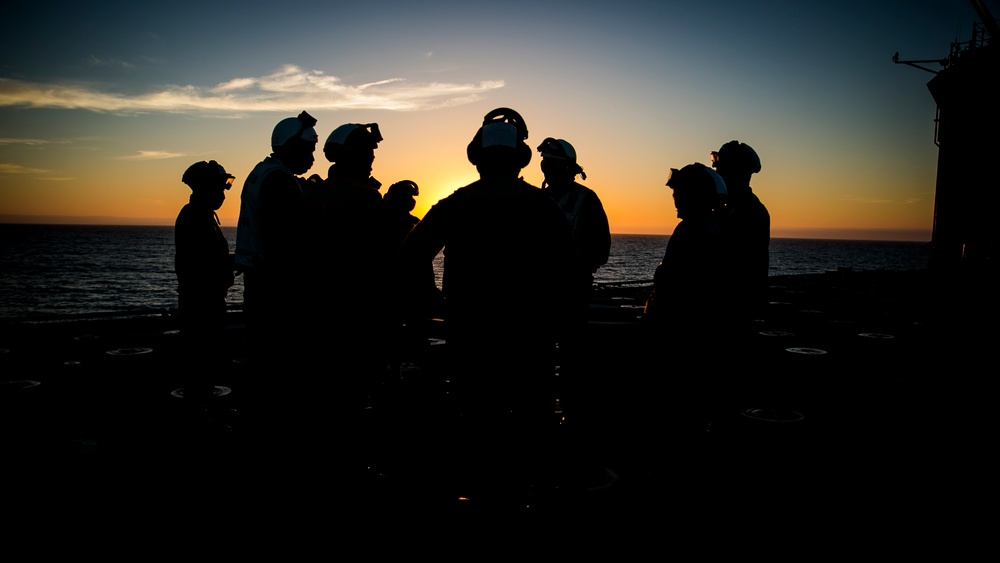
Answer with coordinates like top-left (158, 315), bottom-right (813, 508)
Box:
top-left (515, 142), bottom-right (531, 169)
top-left (324, 143), bottom-right (345, 163)
top-left (467, 128), bottom-right (485, 166)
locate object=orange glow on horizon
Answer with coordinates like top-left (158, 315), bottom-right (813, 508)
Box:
top-left (0, 132), bottom-right (936, 243)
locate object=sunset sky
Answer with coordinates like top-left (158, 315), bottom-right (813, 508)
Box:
top-left (1, 1), bottom-right (993, 240)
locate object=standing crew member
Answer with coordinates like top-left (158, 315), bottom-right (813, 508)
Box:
top-left (398, 107), bottom-right (575, 496)
top-left (298, 122), bottom-right (392, 439)
top-left (644, 162), bottom-right (733, 435)
top-left (234, 111), bottom-right (317, 408)
top-left (536, 136), bottom-right (611, 470)
top-left (711, 140), bottom-right (770, 337)
top-left (174, 160), bottom-right (236, 414)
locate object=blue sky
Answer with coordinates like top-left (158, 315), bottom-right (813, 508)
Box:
top-left (1, 0), bottom-right (993, 239)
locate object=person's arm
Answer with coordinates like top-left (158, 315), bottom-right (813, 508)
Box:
top-left (583, 191), bottom-right (612, 271)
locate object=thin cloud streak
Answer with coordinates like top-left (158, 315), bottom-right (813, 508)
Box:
top-left (86, 55), bottom-right (136, 69)
top-left (118, 151), bottom-right (186, 161)
top-left (0, 65), bottom-right (505, 114)
top-left (0, 138), bottom-right (58, 146)
top-left (0, 163), bottom-right (55, 174)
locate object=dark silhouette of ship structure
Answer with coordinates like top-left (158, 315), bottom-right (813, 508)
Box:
top-left (894, 0), bottom-right (998, 282)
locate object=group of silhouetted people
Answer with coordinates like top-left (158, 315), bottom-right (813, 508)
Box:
top-left (172, 106), bottom-right (769, 495)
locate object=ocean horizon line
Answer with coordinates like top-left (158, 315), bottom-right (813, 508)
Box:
top-left (0, 215), bottom-right (932, 243)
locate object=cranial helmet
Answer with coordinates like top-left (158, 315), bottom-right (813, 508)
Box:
top-left (324, 123), bottom-right (383, 162)
top-left (537, 137), bottom-right (586, 180)
top-left (666, 163), bottom-right (727, 212)
top-left (386, 179), bottom-right (419, 198)
top-left (712, 140), bottom-right (761, 174)
top-left (467, 107), bottom-right (532, 169)
top-left (182, 160), bottom-right (235, 191)
top-left (271, 111), bottom-right (319, 149)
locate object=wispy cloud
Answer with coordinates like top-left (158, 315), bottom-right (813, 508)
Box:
top-left (0, 163), bottom-right (55, 174)
top-left (0, 138), bottom-right (56, 146)
top-left (0, 65), bottom-right (505, 114)
top-left (118, 151), bottom-right (186, 161)
top-left (86, 55), bottom-right (136, 69)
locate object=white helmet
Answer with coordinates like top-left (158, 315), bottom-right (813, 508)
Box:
top-left (537, 137), bottom-right (586, 179)
top-left (271, 111), bottom-right (318, 148)
top-left (323, 123), bottom-right (382, 163)
top-left (324, 123), bottom-right (382, 149)
top-left (666, 163), bottom-right (727, 201)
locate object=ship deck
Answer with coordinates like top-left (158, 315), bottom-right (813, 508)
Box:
top-left (1, 269), bottom-right (992, 546)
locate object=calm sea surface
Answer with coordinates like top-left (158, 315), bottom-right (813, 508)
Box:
top-left (0, 224), bottom-right (931, 319)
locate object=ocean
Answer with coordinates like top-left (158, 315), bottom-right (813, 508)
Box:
top-left (0, 224), bottom-right (931, 319)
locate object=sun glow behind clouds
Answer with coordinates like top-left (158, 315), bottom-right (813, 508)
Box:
top-left (0, 66), bottom-right (505, 114)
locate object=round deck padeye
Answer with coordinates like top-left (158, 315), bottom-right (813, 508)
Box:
top-left (785, 347), bottom-right (827, 355)
top-left (859, 332), bottom-right (894, 339)
top-left (106, 347), bottom-right (154, 356)
top-left (1, 379), bottom-right (42, 391)
top-left (170, 386), bottom-right (232, 399)
top-left (759, 330), bottom-right (794, 337)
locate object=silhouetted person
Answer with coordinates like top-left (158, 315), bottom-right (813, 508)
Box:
top-left (643, 163), bottom-right (732, 430)
top-left (538, 138), bottom-right (611, 294)
top-left (384, 179), bottom-right (421, 249)
top-left (298, 122), bottom-right (393, 467)
top-left (645, 163), bottom-right (730, 334)
top-left (174, 160), bottom-right (236, 413)
top-left (383, 180), bottom-right (439, 373)
top-left (302, 123), bottom-right (389, 311)
top-left (303, 121), bottom-right (390, 358)
top-left (536, 137), bottom-right (611, 479)
top-left (398, 108), bottom-right (575, 497)
top-left (234, 111), bottom-right (317, 416)
top-left (711, 140), bottom-right (770, 337)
